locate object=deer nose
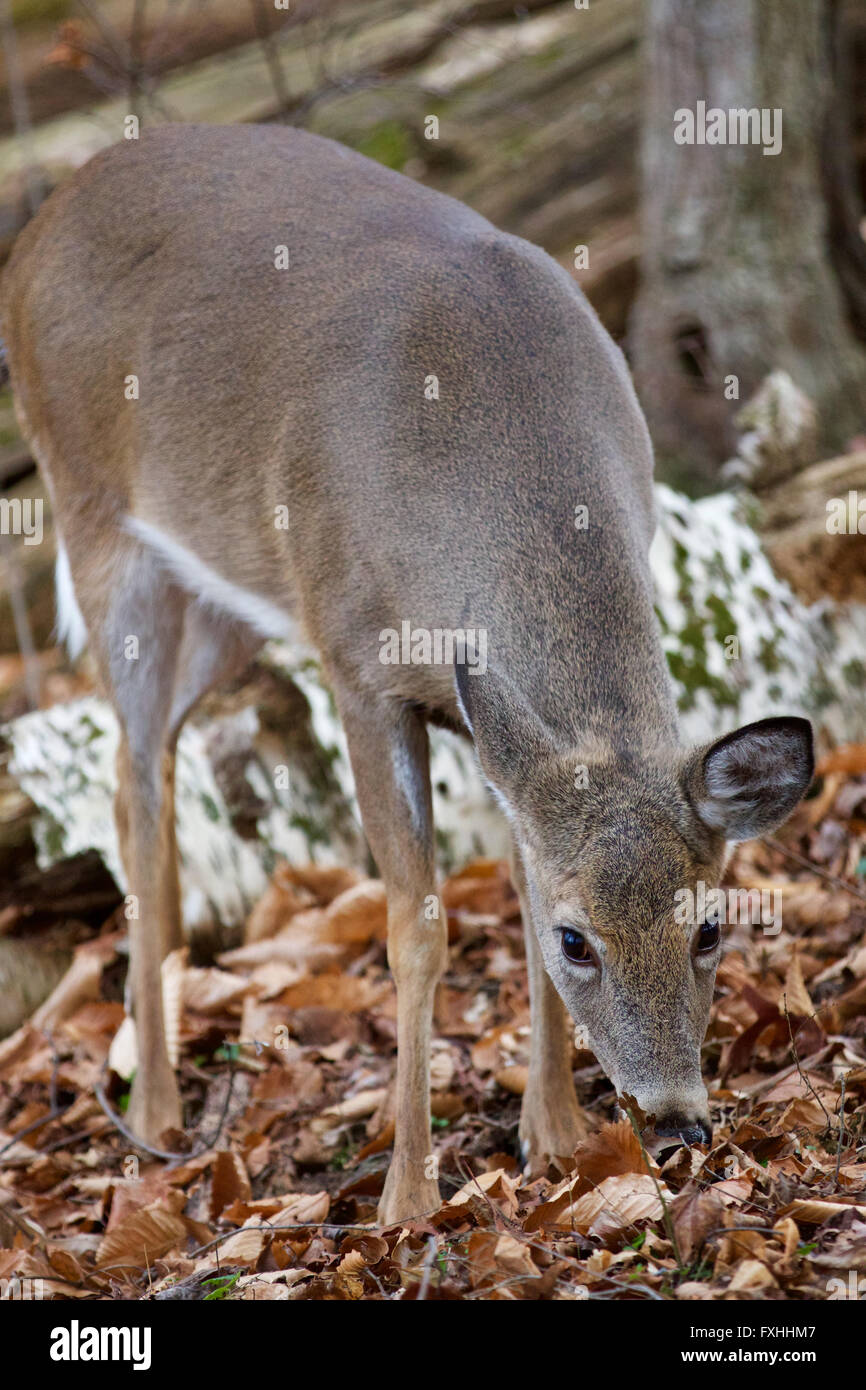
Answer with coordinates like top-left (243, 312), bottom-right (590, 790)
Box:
top-left (654, 1118), bottom-right (711, 1147)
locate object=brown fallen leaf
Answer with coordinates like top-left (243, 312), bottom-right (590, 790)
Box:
top-left (184, 967), bottom-right (253, 1015)
top-left (213, 1221), bottom-right (266, 1265)
top-left (557, 1173), bottom-right (669, 1240)
top-left (572, 1119), bottom-right (651, 1192)
top-left (727, 1258), bottom-right (777, 1292)
top-left (438, 1168), bottom-right (519, 1220)
top-left (671, 1188), bottom-right (726, 1263)
top-left (779, 1199), bottom-right (866, 1223)
top-left (270, 1191), bottom-right (330, 1226)
top-left (782, 950), bottom-right (816, 1023)
top-left (816, 744), bottom-right (866, 776)
top-left (320, 880), bottom-right (387, 944)
top-left (97, 1192), bottom-right (189, 1270)
top-left (210, 1150), bottom-right (252, 1220)
top-left (282, 973), bottom-right (387, 1012)
top-left (494, 1064), bottom-right (527, 1095)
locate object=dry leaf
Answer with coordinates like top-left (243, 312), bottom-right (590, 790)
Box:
top-left (210, 1150), bottom-right (252, 1220)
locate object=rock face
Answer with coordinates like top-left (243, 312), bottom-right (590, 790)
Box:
top-left (4, 483), bottom-right (865, 937)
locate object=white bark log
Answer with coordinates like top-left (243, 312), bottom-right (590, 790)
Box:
top-left (3, 482), bottom-right (864, 938)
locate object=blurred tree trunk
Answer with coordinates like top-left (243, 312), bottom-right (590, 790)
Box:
top-left (631, 0), bottom-right (866, 491)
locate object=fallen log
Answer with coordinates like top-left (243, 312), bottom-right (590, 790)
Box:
top-left (2, 476), bottom-right (863, 931)
top-left (754, 449), bottom-right (866, 607)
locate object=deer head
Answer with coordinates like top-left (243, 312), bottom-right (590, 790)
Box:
top-left (457, 663), bottom-right (814, 1144)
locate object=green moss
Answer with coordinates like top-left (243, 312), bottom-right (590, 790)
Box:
top-left (290, 812), bottom-right (329, 848)
top-left (808, 677), bottom-right (836, 711)
top-left (842, 658), bottom-right (866, 686)
top-left (79, 716), bottom-right (104, 746)
top-left (705, 595), bottom-right (737, 646)
top-left (678, 614), bottom-right (708, 656)
top-left (671, 539), bottom-right (692, 607)
top-left (655, 451), bottom-right (717, 498)
top-left (666, 649), bottom-right (739, 711)
top-left (41, 818), bottom-right (65, 860)
top-left (529, 41), bottom-right (565, 68)
top-left (705, 550), bottom-right (734, 590)
top-left (757, 632), bottom-right (783, 675)
top-left (11, 0), bottom-right (72, 23)
top-left (499, 130), bottom-right (533, 166)
top-left (356, 120), bottom-right (413, 172)
top-left (737, 493), bottom-right (764, 531)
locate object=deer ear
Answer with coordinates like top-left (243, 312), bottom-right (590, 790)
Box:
top-left (455, 659), bottom-right (555, 804)
top-left (685, 716), bottom-right (814, 842)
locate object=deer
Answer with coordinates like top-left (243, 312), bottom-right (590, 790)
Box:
top-left (0, 124), bottom-right (814, 1224)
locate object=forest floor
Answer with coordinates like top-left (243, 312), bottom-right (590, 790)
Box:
top-left (0, 745), bottom-right (865, 1301)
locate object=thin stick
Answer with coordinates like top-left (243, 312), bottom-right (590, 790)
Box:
top-left (248, 0), bottom-right (292, 117)
top-left (833, 1071), bottom-right (847, 1186)
top-left (93, 1075), bottom-right (187, 1161)
top-left (623, 1105), bottom-right (684, 1269)
top-left (416, 1235), bottom-right (438, 1300)
top-left (761, 834), bottom-right (866, 907)
top-left (782, 993), bottom-right (832, 1131)
top-left (0, 0), bottom-right (44, 215)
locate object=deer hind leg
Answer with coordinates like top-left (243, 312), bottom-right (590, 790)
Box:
top-left (333, 688), bottom-right (447, 1224)
top-left (65, 533), bottom-right (262, 1145)
top-left (511, 837), bottom-right (589, 1171)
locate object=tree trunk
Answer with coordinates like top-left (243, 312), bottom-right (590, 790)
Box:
top-left (631, 0), bottom-right (866, 491)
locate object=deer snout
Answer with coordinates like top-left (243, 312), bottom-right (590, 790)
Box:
top-left (653, 1116), bottom-right (712, 1147)
top-left (618, 1082), bottom-right (711, 1148)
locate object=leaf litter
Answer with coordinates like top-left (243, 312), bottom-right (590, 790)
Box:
top-left (1, 752), bottom-right (866, 1300)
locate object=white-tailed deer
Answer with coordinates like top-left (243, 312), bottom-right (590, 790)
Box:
top-left (1, 125), bottom-right (814, 1223)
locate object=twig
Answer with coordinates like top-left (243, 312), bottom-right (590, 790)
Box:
top-left (761, 834), bottom-right (866, 907)
top-left (454, 1153), bottom-right (525, 1236)
top-left (623, 1105), bottom-right (684, 1269)
top-left (416, 1235), bottom-right (438, 1300)
top-left (0, 1036), bottom-right (68, 1158)
top-left (0, 1104), bottom-right (71, 1158)
top-left (190, 1220), bottom-right (376, 1258)
top-left (128, 0), bottom-right (148, 118)
top-left (92, 1075), bottom-right (187, 1161)
top-left (0, 0), bottom-right (45, 215)
top-left (833, 1071), bottom-right (848, 1186)
top-left (782, 993), bottom-right (832, 1131)
top-left (93, 1051), bottom-right (239, 1163)
top-left (197, 1061), bottom-right (238, 1152)
top-left (74, 0), bottom-right (179, 120)
top-left (248, 0), bottom-right (292, 117)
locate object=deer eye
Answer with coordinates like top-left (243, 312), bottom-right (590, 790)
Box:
top-left (560, 928), bottom-right (595, 966)
top-left (697, 920), bottom-right (721, 954)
